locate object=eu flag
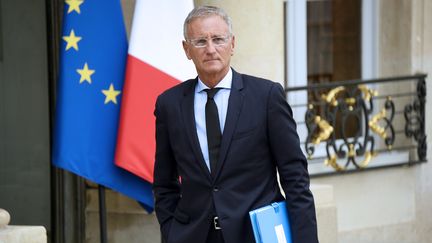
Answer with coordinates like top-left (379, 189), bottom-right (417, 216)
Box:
top-left (53, 0), bottom-right (153, 210)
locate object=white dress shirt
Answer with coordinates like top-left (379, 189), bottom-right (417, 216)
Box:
top-left (194, 68), bottom-right (232, 171)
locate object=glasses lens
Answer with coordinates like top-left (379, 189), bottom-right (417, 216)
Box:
top-left (212, 36), bottom-right (228, 45)
top-left (189, 35), bottom-right (230, 48)
top-left (194, 39), bottom-right (207, 47)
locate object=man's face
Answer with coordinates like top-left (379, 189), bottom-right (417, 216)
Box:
top-left (183, 15), bottom-right (235, 79)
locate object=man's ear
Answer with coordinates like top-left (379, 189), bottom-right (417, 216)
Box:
top-left (182, 41), bottom-right (192, 60)
top-left (230, 35), bottom-right (235, 56)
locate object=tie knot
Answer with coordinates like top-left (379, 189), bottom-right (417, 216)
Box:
top-left (205, 88), bottom-right (221, 99)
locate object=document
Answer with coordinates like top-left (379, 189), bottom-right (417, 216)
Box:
top-left (249, 201), bottom-right (292, 243)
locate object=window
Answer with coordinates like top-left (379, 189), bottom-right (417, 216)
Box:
top-left (286, 0), bottom-right (381, 173)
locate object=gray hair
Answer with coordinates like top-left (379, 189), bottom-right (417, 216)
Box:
top-left (183, 6), bottom-right (233, 39)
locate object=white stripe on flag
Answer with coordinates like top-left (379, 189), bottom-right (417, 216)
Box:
top-left (128, 0), bottom-right (196, 81)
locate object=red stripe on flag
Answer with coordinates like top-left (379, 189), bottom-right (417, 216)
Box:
top-left (115, 55), bottom-right (180, 183)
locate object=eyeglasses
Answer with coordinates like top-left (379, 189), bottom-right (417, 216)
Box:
top-left (187, 35), bottom-right (231, 48)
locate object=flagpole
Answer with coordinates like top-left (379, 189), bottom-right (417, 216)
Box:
top-left (98, 185), bottom-right (108, 243)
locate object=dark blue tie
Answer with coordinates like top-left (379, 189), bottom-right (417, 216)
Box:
top-left (205, 88), bottom-right (222, 176)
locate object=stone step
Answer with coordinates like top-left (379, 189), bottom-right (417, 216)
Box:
top-left (0, 209), bottom-right (47, 243)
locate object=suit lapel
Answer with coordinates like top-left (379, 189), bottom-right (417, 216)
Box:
top-left (214, 70), bottom-right (244, 180)
top-left (181, 79), bottom-right (212, 181)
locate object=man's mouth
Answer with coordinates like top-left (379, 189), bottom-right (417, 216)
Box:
top-left (204, 59), bottom-right (219, 62)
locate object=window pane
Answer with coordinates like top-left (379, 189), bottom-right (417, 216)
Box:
top-left (307, 0), bottom-right (362, 138)
top-left (307, 0), bottom-right (361, 83)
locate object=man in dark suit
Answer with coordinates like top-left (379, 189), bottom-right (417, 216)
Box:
top-left (153, 5), bottom-right (318, 243)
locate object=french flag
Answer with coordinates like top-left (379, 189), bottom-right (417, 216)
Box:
top-left (115, 0), bottom-right (196, 183)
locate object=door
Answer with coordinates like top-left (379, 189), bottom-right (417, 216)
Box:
top-left (0, 0), bottom-right (51, 232)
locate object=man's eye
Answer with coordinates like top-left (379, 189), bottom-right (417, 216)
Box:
top-left (195, 39), bottom-right (207, 46)
top-left (213, 37), bottom-right (225, 44)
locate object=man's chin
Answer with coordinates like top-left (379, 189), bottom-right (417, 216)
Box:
top-left (201, 66), bottom-right (224, 75)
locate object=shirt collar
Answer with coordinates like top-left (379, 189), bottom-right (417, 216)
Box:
top-left (196, 68), bottom-right (232, 93)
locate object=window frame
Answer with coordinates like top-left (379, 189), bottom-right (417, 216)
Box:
top-left (284, 0), bottom-right (408, 175)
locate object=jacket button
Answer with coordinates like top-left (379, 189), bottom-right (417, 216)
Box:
top-left (213, 187), bottom-right (219, 192)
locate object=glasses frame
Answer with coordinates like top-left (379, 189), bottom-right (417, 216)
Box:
top-left (186, 34), bottom-right (232, 48)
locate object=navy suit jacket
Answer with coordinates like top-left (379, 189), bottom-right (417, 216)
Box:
top-left (153, 69), bottom-right (318, 243)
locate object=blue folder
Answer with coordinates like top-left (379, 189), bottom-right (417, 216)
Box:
top-left (249, 201), bottom-right (292, 243)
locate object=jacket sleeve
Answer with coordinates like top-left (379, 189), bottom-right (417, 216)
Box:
top-left (267, 83), bottom-right (319, 243)
top-left (153, 95), bottom-right (181, 242)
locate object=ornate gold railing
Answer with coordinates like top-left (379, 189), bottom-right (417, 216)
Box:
top-left (286, 74), bottom-right (427, 175)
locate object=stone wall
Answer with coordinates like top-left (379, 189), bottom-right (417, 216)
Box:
top-left (195, 0), bottom-right (285, 85)
top-left (315, 1), bottom-right (432, 242)
top-left (84, 0), bottom-right (432, 242)
top-left (413, 0), bottom-right (432, 242)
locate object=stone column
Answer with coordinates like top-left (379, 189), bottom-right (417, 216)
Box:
top-left (414, 0), bottom-right (432, 242)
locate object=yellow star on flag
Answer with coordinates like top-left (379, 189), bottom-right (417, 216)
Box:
top-left (63, 29), bottom-right (82, 51)
top-left (102, 83), bottom-right (121, 104)
top-left (77, 63), bottom-right (95, 84)
top-left (65, 0), bottom-right (84, 14)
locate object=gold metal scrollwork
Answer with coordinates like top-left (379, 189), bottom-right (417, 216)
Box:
top-left (315, 84), bottom-right (380, 171)
top-left (369, 108), bottom-right (387, 139)
top-left (348, 144), bottom-right (374, 168)
top-left (324, 145), bottom-right (375, 171)
top-left (321, 86), bottom-right (345, 106)
top-left (348, 144), bottom-right (356, 158)
top-left (358, 84), bottom-right (379, 101)
top-left (321, 85), bottom-right (378, 107)
top-left (359, 151), bottom-right (374, 168)
top-left (324, 155), bottom-right (344, 171)
top-left (312, 116), bottom-right (334, 144)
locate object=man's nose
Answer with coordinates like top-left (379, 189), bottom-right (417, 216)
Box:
top-left (205, 41), bottom-right (217, 53)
